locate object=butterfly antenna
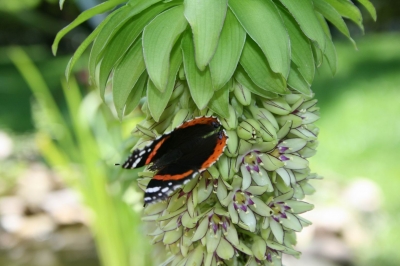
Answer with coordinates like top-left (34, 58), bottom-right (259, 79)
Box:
top-left (114, 163), bottom-right (121, 166)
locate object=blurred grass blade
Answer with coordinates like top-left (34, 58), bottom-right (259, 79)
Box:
top-left (184, 0), bottom-right (228, 71)
top-left (8, 47), bottom-right (78, 158)
top-left (52, 0), bottom-right (125, 55)
top-left (324, 0), bottom-right (364, 32)
top-left (278, 7), bottom-right (314, 85)
top-left (208, 80), bottom-right (230, 118)
top-left (287, 64), bottom-right (312, 96)
top-left (148, 45), bottom-right (182, 121)
top-left (98, 2), bottom-right (179, 97)
top-left (125, 72), bottom-right (148, 116)
top-left (112, 39), bottom-right (146, 119)
top-left (143, 5), bottom-right (187, 92)
top-left (240, 38), bottom-right (287, 94)
top-left (209, 9), bottom-right (245, 90)
top-left (356, 0), bottom-right (376, 21)
top-left (59, 0), bottom-right (66, 10)
top-left (278, 0), bottom-right (326, 51)
top-left (234, 66), bottom-right (278, 99)
top-left (313, 0), bottom-right (356, 47)
top-left (229, 0), bottom-right (290, 78)
top-left (182, 33), bottom-right (214, 110)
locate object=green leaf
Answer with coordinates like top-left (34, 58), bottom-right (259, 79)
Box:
top-left (52, 0), bottom-right (124, 55)
top-left (234, 66), bottom-right (278, 99)
top-left (208, 80), bottom-right (230, 118)
top-left (143, 5), bottom-right (187, 92)
top-left (98, 4), bottom-right (174, 98)
top-left (229, 0), bottom-right (290, 78)
top-left (65, 12), bottom-right (112, 82)
top-left (89, 0), bottom-right (164, 83)
top-left (278, 7), bottom-right (314, 85)
top-left (182, 33), bottom-right (214, 110)
top-left (356, 0), bottom-right (376, 21)
top-left (59, 0), bottom-right (66, 9)
top-left (147, 45), bottom-right (183, 121)
top-left (277, 0), bottom-right (326, 51)
top-left (287, 64), bottom-right (312, 96)
top-left (239, 38), bottom-right (286, 94)
top-left (315, 11), bottom-right (331, 39)
top-left (88, 6), bottom-right (130, 83)
top-left (324, 0), bottom-right (364, 31)
top-left (112, 40), bottom-right (146, 119)
top-left (323, 34), bottom-right (337, 75)
top-left (313, 0), bottom-right (355, 46)
top-left (184, 0), bottom-right (228, 71)
top-left (209, 9), bottom-right (245, 90)
top-left (124, 72), bottom-right (148, 116)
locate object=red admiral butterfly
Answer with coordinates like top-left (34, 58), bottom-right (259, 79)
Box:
top-left (121, 116), bottom-right (227, 204)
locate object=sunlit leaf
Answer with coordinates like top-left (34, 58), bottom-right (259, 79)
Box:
top-left (356, 0), bottom-right (376, 21)
top-left (182, 33), bottom-right (214, 110)
top-left (313, 0), bottom-right (355, 47)
top-left (184, 0), bottom-right (228, 70)
top-left (124, 72), bottom-right (147, 116)
top-left (229, 0), bottom-right (290, 78)
top-left (52, 0), bottom-right (124, 55)
top-left (147, 45), bottom-right (183, 121)
top-left (278, 0), bottom-right (325, 51)
top-left (240, 38), bottom-right (286, 94)
top-left (143, 5), bottom-right (187, 92)
top-left (324, 0), bottom-right (364, 31)
top-left (323, 33), bottom-right (337, 75)
top-left (89, 0), bottom-right (165, 84)
top-left (209, 9), bottom-right (245, 90)
top-left (287, 64), bottom-right (312, 96)
top-left (234, 66), bottom-right (278, 99)
top-left (112, 40), bottom-right (146, 119)
top-left (208, 79), bottom-right (230, 118)
top-left (98, 4), bottom-right (174, 98)
top-left (278, 6), bottom-right (314, 85)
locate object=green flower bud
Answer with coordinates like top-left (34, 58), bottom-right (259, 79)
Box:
top-left (277, 114), bottom-right (303, 128)
top-left (249, 105), bottom-right (279, 130)
top-left (171, 109), bottom-right (190, 128)
top-left (230, 97), bottom-right (243, 116)
top-left (237, 119), bottom-right (260, 141)
top-left (224, 130), bottom-right (239, 157)
top-left (169, 81), bottom-right (185, 101)
top-left (277, 120), bottom-right (293, 139)
top-left (259, 119), bottom-right (278, 141)
top-left (221, 105), bottom-right (237, 130)
top-left (233, 82), bottom-right (252, 106)
top-left (262, 98), bottom-right (291, 115)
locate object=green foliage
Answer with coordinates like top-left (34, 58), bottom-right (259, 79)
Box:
top-left (9, 47), bottom-right (148, 266)
top-left (54, 0), bottom-right (375, 120)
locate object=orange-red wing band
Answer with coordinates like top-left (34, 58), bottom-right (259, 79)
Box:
top-left (178, 117), bottom-right (218, 129)
top-left (200, 132), bottom-right (228, 170)
top-left (153, 170), bottom-right (194, 181)
top-left (145, 136), bottom-right (169, 165)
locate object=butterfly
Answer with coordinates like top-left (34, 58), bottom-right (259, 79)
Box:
top-left (121, 116), bottom-right (228, 204)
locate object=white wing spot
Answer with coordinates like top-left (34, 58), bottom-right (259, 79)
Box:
top-left (161, 187), bottom-right (169, 193)
top-left (168, 182), bottom-right (173, 186)
top-left (131, 158), bottom-right (141, 168)
top-left (158, 193), bottom-right (162, 196)
top-left (139, 150), bottom-right (146, 156)
top-left (146, 187), bottom-right (161, 193)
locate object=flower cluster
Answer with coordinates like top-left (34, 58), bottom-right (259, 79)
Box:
top-left (133, 81), bottom-right (320, 265)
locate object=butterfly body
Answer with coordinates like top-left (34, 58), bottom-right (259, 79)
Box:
top-left (122, 116), bottom-right (227, 204)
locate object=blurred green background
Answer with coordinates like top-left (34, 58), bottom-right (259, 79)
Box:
top-left (0, 0), bottom-right (399, 266)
